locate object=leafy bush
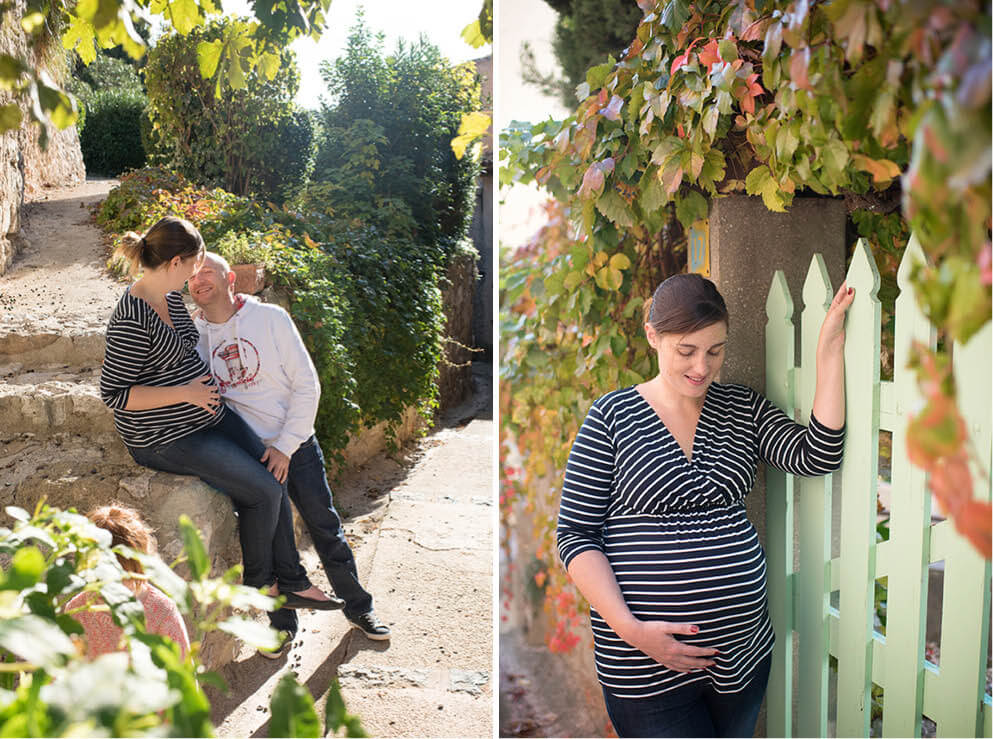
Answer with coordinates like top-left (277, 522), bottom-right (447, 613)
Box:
top-left (70, 53), bottom-right (143, 101)
top-left (0, 500), bottom-right (365, 736)
top-left (250, 108), bottom-right (316, 204)
top-left (212, 230), bottom-right (275, 267)
top-left (314, 16), bottom-right (481, 251)
top-left (78, 88), bottom-right (147, 175)
top-left (97, 167), bottom-right (452, 465)
top-left (144, 18), bottom-right (302, 201)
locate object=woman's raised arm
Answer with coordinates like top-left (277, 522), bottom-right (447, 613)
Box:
top-left (811, 281), bottom-right (855, 430)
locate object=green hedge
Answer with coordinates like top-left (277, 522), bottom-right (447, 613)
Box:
top-left (79, 88), bottom-right (147, 176)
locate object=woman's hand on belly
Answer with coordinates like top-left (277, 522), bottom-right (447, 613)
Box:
top-left (621, 619), bottom-right (719, 673)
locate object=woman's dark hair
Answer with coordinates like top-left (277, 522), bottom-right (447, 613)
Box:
top-left (644, 273), bottom-right (729, 335)
top-left (114, 216), bottom-right (204, 276)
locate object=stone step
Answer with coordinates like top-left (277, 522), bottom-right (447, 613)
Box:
top-left (0, 315), bottom-right (106, 370)
top-left (0, 432), bottom-right (244, 670)
top-left (0, 366), bottom-right (113, 436)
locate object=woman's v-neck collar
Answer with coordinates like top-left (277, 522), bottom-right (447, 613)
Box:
top-left (630, 382), bottom-right (714, 465)
top-left (127, 285), bottom-right (178, 332)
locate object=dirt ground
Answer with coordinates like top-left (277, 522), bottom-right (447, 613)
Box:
top-left (0, 178), bottom-right (122, 325)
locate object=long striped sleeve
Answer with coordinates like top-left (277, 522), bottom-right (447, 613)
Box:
top-left (100, 316), bottom-right (150, 410)
top-left (557, 401), bottom-right (615, 569)
top-left (751, 392), bottom-right (845, 476)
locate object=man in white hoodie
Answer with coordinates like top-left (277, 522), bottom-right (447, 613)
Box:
top-left (189, 252), bottom-right (390, 649)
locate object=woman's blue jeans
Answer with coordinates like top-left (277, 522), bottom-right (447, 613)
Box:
top-left (128, 410), bottom-right (311, 592)
top-left (601, 653), bottom-right (772, 738)
top-left (269, 435), bottom-right (373, 634)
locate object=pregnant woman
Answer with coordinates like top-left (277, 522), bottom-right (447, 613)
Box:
top-left (557, 273), bottom-right (852, 737)
top-left (100, 216), bottom-right (340, 610)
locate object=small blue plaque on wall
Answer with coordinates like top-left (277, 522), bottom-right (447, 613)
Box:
top-left (688, 220), bottom-right (710, 276)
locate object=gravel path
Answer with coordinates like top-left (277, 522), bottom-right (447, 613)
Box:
top-left (0, 178), bottom-right (122, 330)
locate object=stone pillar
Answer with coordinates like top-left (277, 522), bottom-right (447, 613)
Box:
top-left (708, 194), bottom-right (848, 736)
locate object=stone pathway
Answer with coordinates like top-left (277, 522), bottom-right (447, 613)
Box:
top-left (209, 363), bottom-right (494, 738)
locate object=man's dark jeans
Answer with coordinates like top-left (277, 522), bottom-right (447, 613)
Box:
top-left (270, 435), bottom-right (373, 634)
top-left (128, 410), bottom-right (311, 592)
top-left (601, 652), bottom-right (772, 738)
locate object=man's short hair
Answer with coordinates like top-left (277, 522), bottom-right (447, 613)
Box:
top-left (203, 251), bottom-right (233, 275)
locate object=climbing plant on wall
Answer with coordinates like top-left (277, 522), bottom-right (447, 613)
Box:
top-left (501, 0), bottom-right (991, 650)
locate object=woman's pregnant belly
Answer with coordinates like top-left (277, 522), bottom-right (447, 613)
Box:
top-left (592, 505), bottom-right (774, 695)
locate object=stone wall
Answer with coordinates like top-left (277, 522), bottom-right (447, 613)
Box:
top-left (0, 0), bottom-right (85, 277)
top-left (438, 247), bottom-right (479, 412)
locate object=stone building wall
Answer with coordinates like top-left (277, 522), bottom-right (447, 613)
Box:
top-left (0, 0), bottom-right (85, 276)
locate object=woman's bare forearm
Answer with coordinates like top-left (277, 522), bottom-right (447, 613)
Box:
top-left (123, 385), bottom-right (191, 411)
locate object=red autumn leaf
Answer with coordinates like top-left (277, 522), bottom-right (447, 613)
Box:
top-left (736, 72), bottom-right (765, 114)
top-left (954, 500), bottom-right (992, 560)
top-left (533, 571), bottom-right (547, 587)
top-left (598, 87), bottom-right (609, 107)
top-left (625, 38), bottom-right (645, 60)
top-left (577, 162), bottom-right (605, 199)
top-left (906, 393), bottom-right (967, 468)
top-left (670, 37), bottom-right (702, 76)
top-left (852, 153), bottom-right (902, 183)
top-left (928, 451), bottom-right (973, 517)
top-left (698, 39), bottom-right (722, 69)
top-left (790, 46), bottom-right (812, 90)
top-left (676, 123), bottom-right (685, 138)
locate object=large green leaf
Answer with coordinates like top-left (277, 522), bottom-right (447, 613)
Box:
top-left (197, 39), bottom-right (224, 78)
top-left (177, 515), bottom-right (209, 581)
top-left (0, 546), bottom-right (44, 591)
top-left (270, 673), bottom-right (320, 738)
top-left (216, 617), bottom-right (281, 650)
top-left (0, 616), bottom-right (76, 667)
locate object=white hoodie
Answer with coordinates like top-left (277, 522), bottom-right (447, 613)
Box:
top-left (194, 295), bottom-right (320, 457)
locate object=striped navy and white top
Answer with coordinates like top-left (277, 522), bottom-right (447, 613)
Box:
top-left (557, 382), bottom-right (844, 699)
top-left (100, 288), bottom-right (225, 449)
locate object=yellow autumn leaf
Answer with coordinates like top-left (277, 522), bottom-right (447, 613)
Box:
top-left (609, 253), bottom-right (632, 271)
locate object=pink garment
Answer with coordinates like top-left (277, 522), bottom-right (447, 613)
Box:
top-left (66, 585), bottom-right (190, 659)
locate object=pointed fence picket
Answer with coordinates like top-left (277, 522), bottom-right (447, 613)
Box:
top-left (764, 236), bottom-right (992, 738)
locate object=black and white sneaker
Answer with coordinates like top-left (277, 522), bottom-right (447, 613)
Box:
top-left (347, 611), bottom-right (391, 640)
top-left (259, 630), bottom-right (294, 659)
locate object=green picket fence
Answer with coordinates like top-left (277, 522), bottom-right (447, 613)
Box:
top-left (763, 237), bottom-right (992, 737)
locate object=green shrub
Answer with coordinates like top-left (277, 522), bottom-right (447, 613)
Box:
top-left (249, 108), bottom-right (315, 204)
top-left (0, 500), bottom-right (369, 736)
top-left (72, 53), bottom-right (143, 98)
top-left (314, 16), bottom-right (481, 252)
top-left (78, 88), bottom-right (147, 175)
top-left (212, 230), bottom-right (275, 267)
top-left (144, 18), bottom-right (300, 198)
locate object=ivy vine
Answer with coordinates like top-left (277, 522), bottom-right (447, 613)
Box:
top-left (501, 0), bottom-right (991, 651)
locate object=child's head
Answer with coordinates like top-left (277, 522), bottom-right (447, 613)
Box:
top-left (87, 504), bottom-right (156, 582)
